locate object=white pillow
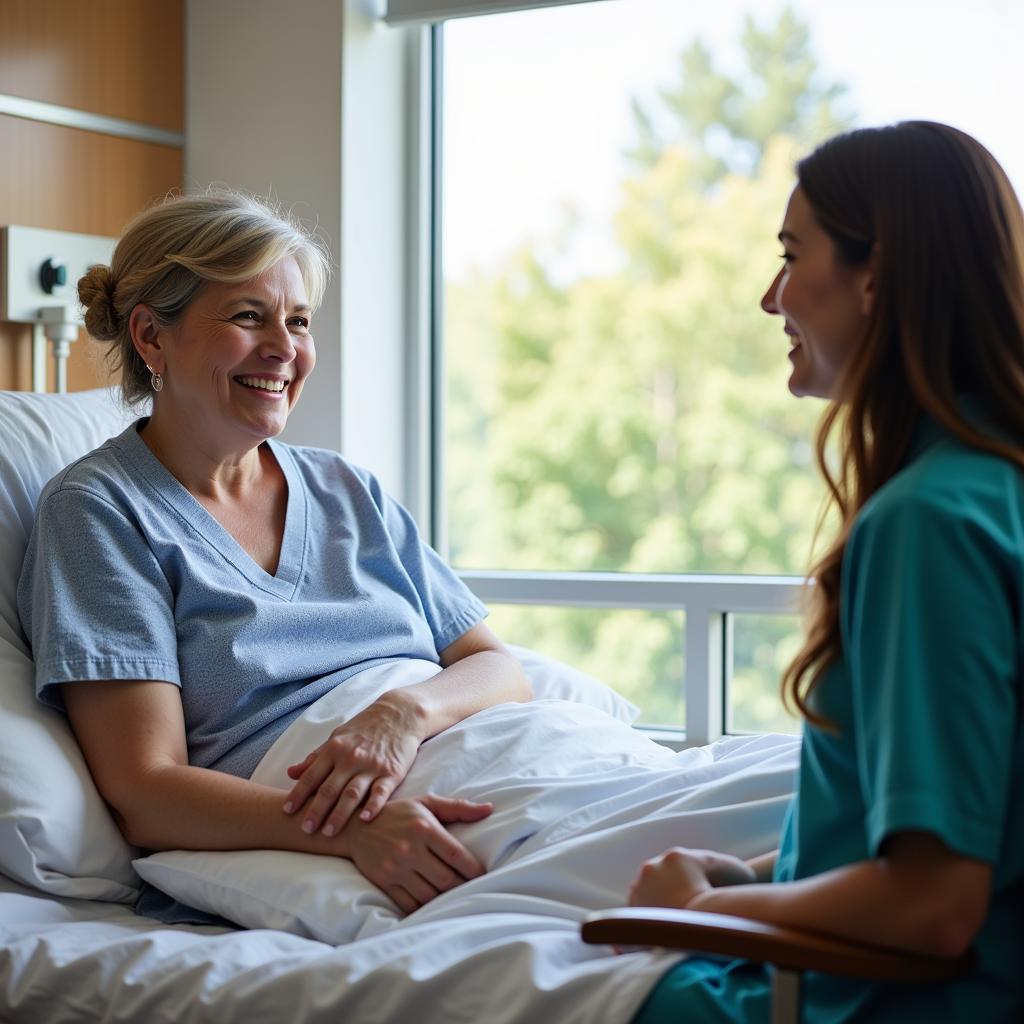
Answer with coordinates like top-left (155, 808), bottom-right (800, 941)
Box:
top-left (0, 387), bottom-right (144, 901)
top-left (507, 644), bottom-right (639, 724)
top-left (0, 388), bottom-right (144, 651)
top-left (0, 641), bottom-right (139, 901)
top-left (135, 847), bottom-right (394, 942)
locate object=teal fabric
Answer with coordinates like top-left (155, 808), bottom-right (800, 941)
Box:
top-left (635, 418), bottom-right (1024, 1023)
top-left (631, 958), bottom-right (770, 1024)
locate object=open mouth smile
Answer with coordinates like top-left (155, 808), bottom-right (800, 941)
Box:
top-left (235, 375), bottom-right (290, 395)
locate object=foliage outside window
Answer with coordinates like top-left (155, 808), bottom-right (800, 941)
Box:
top-left (442, 6), bottom-right (844, 726)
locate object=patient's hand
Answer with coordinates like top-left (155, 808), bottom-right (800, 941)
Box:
top-left (343, 794), bottom-right (493, 914)
top-left (628, 848), bottom-right (757, 910)
top-left (283, 692), bottom-right (427, 836)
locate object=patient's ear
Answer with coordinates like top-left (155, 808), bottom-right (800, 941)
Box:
top-left (129, 305), bottom-right (164, 371)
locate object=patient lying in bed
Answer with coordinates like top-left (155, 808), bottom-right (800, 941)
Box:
top-left (17, 191), bottom-right (537, 920)
top-left (11, 193), bottom-right (797, 936)
top-left (0, 379), bottom-right (797, 947)
top-left (14, 400), bottom-right (796, 931)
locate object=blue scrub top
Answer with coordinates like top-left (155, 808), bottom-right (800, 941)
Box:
top-left (636, 416), bottom-right (1024, 1023)
top-left (18, 421), bottom-right (488, 779)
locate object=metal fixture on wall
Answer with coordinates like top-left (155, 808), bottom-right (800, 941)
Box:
top-left (0, 226), bottom-right (116, 393)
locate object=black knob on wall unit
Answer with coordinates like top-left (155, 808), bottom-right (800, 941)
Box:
top-left (40, 258), bottom-right (68, 294)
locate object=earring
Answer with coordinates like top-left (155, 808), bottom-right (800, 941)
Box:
top-left (146, 364), bottom-right (164, 392)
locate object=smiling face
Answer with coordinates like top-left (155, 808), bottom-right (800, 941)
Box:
top-left (761, 186), bottom-right (873, 400)
top-left (136, 256), bottom-right (315, 455)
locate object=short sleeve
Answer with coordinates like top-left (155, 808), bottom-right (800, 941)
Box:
top-left (842, 488), bottom-right (1018, 864)
top-left (17, 485), bottom-right (181, 709)
top-left (359, 470), bottom-right (488, 651)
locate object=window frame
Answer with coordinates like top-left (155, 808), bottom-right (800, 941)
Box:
top-left (384, 0), bottom-right (600, 27)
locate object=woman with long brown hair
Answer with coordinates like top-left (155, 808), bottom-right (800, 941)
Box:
top-left (628, 121), bottom-right (1024, 1022)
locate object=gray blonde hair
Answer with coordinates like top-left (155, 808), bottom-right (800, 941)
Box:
top-left (78, 190), bottom-right (331, 406)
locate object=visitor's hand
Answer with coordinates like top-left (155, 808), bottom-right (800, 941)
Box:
top-left (344, 794), bottom-right (493, 913)
top-left (283, 694), bottom-right (426, 836)
top-left (628, 848), bottom-right (757, 910)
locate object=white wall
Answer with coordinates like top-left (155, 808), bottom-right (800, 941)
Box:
top-left (186, 0), bottom-right (417, 502)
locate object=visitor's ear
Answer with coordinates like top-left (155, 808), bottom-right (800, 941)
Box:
top-left (859, 243), bottom-right (880, 317)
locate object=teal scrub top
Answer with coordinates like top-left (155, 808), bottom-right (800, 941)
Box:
top-left (635, 418), bottom-right (1024, 1023)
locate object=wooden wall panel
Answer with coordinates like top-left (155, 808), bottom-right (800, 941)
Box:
top-left (0, 0), bottom-right (183, 130)
top-left (0, 114), bottom-right (182, 235)
top-left (0, 325), bottom-right (30, 391)
top-left (0, 115), bottom-right (183, 392)
top-left (0, 0), bottom-right (183, 393)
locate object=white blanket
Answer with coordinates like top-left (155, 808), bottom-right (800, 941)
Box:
top-left (136, 659), bottom-right (798, 944)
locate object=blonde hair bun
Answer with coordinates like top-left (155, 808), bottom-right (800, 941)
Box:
top-left (78, 264), bottom-right (119, 342)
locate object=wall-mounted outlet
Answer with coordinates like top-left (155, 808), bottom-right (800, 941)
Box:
top-left (1, 226), bottom-right (117, 326)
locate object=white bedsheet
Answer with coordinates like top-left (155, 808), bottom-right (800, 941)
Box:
top-left (0, 867), bottom-right (684, 1024)
top-left (2, 672), bottom-right (800, 1024)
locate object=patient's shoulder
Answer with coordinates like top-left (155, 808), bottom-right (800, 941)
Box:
top-left (42, 441), bottom-right (126, 500)
top-left (37, 426), bottom-right (146, 517)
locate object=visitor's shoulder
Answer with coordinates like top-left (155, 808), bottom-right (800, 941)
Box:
top-left (857, 435), bottom-right (1024, 549)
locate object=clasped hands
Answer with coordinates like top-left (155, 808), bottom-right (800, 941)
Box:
top-left (278, 693), bottom-right (755, 917)
top-left (280, 691), bottom-right (492, 913)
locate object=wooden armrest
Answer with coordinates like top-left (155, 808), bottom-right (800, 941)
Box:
top-left (582, 908), bottom-right (973, 983)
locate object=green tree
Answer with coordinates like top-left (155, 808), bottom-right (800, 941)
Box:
top-left (445, 7), bottom-right (853, 725)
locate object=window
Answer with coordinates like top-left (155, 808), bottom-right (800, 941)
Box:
top-left (429, 0), bottom-right (1024, 739)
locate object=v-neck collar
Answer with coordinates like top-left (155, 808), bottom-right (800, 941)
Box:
top-left (116, 420), bottom-right (308, 600)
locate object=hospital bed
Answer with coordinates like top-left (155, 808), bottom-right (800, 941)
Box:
top-left (0, 387), bottom-right (796, 1022)
top-left (0, 388), bottom-right (957, 1024)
